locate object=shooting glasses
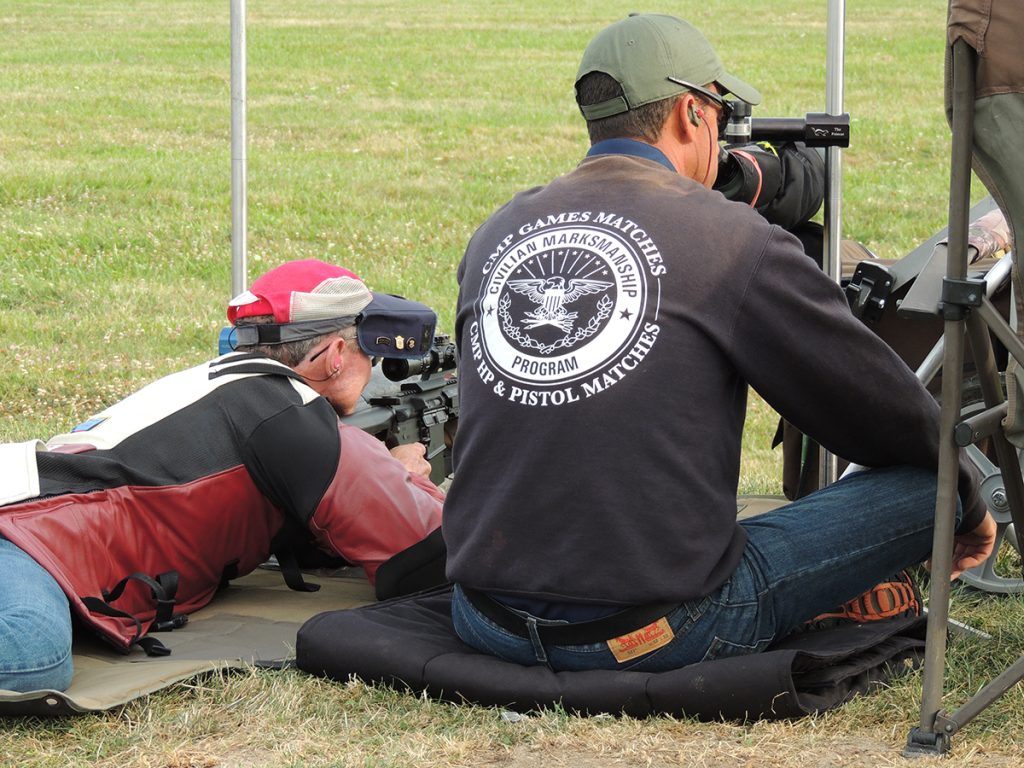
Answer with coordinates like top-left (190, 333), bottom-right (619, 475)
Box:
top-left (666, 77), bottom-right (733, 138)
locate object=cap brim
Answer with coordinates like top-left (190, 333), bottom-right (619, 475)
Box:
top-left (717, 71), bottom-right (762, 106)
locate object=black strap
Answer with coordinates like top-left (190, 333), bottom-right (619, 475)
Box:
top-left (219, 559), bottom-right (241, 591)
top-left (82, 569), bottom-right (185, 657)
top-left (79, 596), bottom-right (173, 656)
top-left (269, 521), bottom-right (321, 593)
top-left (137, 636), bottom-right (172, 657)
top-left (460, 587), bottom-right (679, 646)
top-left (80, 596), bottom-right (145, 647)
top-left (272, 547), bottom-right (321, 593)
top-left (101, 570), bottom-right (183, 631)
top-left (231, 317), bottom-right (357, 347)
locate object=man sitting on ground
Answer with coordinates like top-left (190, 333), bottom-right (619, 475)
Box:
top-left (442, 14), bottom-right (995, 672)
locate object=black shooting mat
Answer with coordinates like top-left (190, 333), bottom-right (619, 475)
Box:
top-left (296, 586), bottom-right (926, 721)
top-left (296, 496), bottom-right (928, 721)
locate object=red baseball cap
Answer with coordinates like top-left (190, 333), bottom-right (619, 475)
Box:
top-left (227, 259), bottom-right (437, 360)
top-left (227, 259), bottom-right (371, 325)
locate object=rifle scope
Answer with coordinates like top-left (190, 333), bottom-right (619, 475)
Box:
top-left (382, 338), bottom-right (458, 382)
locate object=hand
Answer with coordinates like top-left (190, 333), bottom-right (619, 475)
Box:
top-left (950, 511), bottom-right (998, 580)
top-left (390, 442), bottom-right (432, 478)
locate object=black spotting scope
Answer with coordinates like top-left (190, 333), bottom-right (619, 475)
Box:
top-left (724, 100), bottom-right (850, 148)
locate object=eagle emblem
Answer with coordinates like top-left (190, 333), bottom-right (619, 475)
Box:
top-left (505, 275), bottom-right (614, 332)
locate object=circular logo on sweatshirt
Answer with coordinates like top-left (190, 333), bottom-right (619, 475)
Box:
top-left (470, 216), bottom-right (663, 406)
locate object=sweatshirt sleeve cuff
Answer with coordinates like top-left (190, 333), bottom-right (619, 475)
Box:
top-left (957, 492), bottom-right (987, 534)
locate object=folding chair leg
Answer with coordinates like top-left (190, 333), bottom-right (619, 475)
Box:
top-left (906, 37), bottom-right (1024, 756)
top-left (905, 37), bottom-right (976, 758)
top-left (905, 320), bottom-right (966, 756)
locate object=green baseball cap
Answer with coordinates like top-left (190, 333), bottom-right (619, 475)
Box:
top-left (576, 13), bottom-right (762, 120)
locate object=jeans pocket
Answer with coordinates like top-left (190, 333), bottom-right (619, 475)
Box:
top-left (451, 588), bottom-right (542, 666)
top-left (700, 587), bottom-right (776, 663)
top-left (701, 633), bottom-right (774, 662)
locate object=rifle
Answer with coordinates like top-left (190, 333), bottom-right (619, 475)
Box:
top-left (341, 335), bottom-right (459, 485)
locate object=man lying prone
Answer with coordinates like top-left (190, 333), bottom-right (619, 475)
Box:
top-left (0, 259), bottom-right (444, 692)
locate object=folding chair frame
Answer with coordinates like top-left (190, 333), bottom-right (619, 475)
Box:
top-left (905, 37), bottom-right (1024, 757)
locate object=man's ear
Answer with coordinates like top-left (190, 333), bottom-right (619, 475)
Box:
top-left (330, 336), bottom-right (349, 375)
top-left (675, 95), bottom-right (703, 142)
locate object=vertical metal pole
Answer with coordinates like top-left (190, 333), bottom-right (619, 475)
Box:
top-left (819, 0), bottom-right (845, 487)
top-left (823, 0), bottom-right (846, 284)
top-left (230, 0), bottom-right (247, 296)
top-left (915, 37), bottom-right (976, 743)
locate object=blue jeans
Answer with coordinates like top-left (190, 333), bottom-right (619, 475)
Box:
top-left (452, 466), bottom-right (956, 672)
top-left (0, 537), bottom-right (74, 692)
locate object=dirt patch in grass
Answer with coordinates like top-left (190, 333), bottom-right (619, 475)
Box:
top-left (491, 731), bottom-right (1018, 768)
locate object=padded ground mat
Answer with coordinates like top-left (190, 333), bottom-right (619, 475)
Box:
top-left (735, 495), bottom-right (787, 519)
top-left (0, 567), bottom-right (375, 716)
top-left (296, 587), bottom-right (927, 721)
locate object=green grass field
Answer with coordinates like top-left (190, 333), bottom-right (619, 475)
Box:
top-left (2, 1), bottom-right (1022, 765)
